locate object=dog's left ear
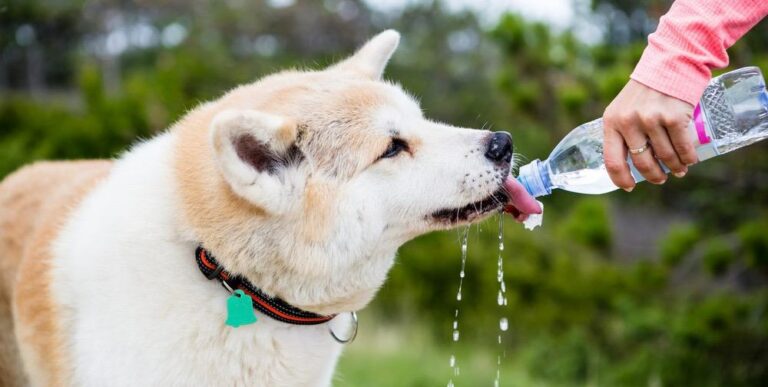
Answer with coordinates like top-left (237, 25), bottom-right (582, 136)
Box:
top-left (332, 29), bottom-right (400, 80)
top-left (210, 109), bottom-right (305, 215)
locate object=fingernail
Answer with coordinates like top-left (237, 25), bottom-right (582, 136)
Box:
top-left (624, 186), bottom-right (634, 192)
top-left (673, 171), bottom-right (686, 178)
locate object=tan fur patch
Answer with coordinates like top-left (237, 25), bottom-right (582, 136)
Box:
top-left (300, 179), bottom-right (337, 242)
top-left (276, 118), bottom-right (297, 145)
top-left (0, 161), bottom-right (112, 386)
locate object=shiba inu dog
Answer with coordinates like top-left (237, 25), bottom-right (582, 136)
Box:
top-left (0, 30), bottom-right (541, 386)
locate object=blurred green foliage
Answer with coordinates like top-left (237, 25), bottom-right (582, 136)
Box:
top-left (2, 0), bottom-right (768, 385)
top-left (739, 220), bottom-right (768, 270)
top-left (702, 238), bottom-right (735, 276)
top-left (660, 224), bottom-right (700, 266)
top-left (559, 198), bottom-right (613, 251)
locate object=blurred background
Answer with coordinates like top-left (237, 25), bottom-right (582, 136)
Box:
top-left (2, 0), bottom-right (768, 385)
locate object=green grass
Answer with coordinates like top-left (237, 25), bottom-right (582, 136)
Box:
top-left (333, 316), bottom-right (549, 387)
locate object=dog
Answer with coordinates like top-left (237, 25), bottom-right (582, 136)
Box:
top-left (0, 30), bottom-right (541, 386)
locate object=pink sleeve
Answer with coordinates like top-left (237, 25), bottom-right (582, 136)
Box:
top-left (630, 0), bottom-right (768, 105)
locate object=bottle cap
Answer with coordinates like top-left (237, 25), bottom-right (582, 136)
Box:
top-left (517, 160), bottom-right (551, 198)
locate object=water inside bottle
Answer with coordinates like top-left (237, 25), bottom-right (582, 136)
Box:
top-left (544, 118), bottom-right (618, 194)
top-left (548, 165), bottom-right (618, 194)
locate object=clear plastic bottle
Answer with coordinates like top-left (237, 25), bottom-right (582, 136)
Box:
top-left (518, 66), bottom-right (768, 197)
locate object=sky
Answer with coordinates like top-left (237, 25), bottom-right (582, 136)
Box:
top-left (363, 0), bottom-right (604, 43)
top-left (364, 0), bottom-right (579, 29)
top-left (265, 0), bottom-right (603, 43)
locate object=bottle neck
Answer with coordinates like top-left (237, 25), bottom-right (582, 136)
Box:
top-left (517, 159), bottom-right (552, 198)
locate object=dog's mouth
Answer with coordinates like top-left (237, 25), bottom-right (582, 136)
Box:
top-left (430, 176), bottom-right (542, 225)
top-left (431, 188), bottom-right (509, 224)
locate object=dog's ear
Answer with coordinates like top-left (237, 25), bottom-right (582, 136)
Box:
top-left (210, 109), bottom-right (305, 214)
top-left (332, 29), bottom-right (400, 80)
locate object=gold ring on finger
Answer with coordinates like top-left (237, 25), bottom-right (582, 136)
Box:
top-left (629, 142), bottom-right (650, 155)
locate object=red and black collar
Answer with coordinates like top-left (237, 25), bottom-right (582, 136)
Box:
top-left (195, 246), bottom-right (335, 325)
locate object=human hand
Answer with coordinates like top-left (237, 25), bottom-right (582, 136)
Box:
top-left (602, 80), bottom-right (698, 191)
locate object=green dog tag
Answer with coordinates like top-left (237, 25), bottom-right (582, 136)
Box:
top-left (226, 290), bottom-right (258, 327)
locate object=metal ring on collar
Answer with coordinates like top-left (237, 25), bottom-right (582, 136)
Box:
top-left (220, 280), bottom-right (234, 294)
top-left (329, 311), bottom-right (358, 344)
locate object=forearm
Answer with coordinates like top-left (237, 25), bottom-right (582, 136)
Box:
top-left (630, 0), bottom-right (768, 105)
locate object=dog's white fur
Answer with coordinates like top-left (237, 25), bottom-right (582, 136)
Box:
top-left (0, 30), bottom-right (513, 386)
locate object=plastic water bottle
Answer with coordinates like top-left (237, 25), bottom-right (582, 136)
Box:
top-left (518, 66), bottom-right (768, 197)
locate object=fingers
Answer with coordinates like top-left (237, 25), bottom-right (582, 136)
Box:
top-left (663, 115), bottom-right (699, 166)
top-left (622, 125), bottom-right (667, 185)
top-left (603, 124), bottom-right (635, 191)
top-left (644, 122), bottom-right (688, 177)
top-left (603, 80), bottom-right (697, 188)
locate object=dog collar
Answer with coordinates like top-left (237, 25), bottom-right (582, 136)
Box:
top-left (195, 246), bottom-right (335, 325)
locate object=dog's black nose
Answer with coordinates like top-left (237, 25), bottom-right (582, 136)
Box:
top-left (485, 132), bottom-right (513, 163)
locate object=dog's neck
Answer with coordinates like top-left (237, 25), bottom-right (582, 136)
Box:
top-left (194, 246), bottom-right (336, 325)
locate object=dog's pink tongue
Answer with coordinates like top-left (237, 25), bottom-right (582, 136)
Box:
top-left (504, 177), bottom-right (542, 217)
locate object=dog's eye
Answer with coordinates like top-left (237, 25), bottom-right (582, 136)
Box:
top-left (380, 138), bottom-right (408, 159)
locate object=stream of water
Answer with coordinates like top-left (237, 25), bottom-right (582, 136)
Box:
top-left (447, 227), bottom-right (469, 387)
top-left (448, 215), bottom-right (509, 387)
top-left (494, 215), bottom-right (508, 387)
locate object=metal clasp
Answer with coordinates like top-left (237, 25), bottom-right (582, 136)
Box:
top-left (328, 311), bottom-right (358, 344)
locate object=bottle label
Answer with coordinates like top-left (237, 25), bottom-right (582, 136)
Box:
top-left (693, 105), bottom-right (711, 145)
top-left (688, 104), bottom-right (719, 162)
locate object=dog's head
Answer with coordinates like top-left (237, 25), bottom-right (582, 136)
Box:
top-left (174, 30), bottom-right (540, 314)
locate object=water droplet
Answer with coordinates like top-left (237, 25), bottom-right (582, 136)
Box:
top-left (493, 216), bottom-right (506, 387)
top-left (448, 227), bottom-right (471, 386)
top-left (460, 227), bottom-right (469, 255)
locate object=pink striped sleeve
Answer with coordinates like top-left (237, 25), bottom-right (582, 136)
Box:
top-left (630, 0), bottom-right (768, 105)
